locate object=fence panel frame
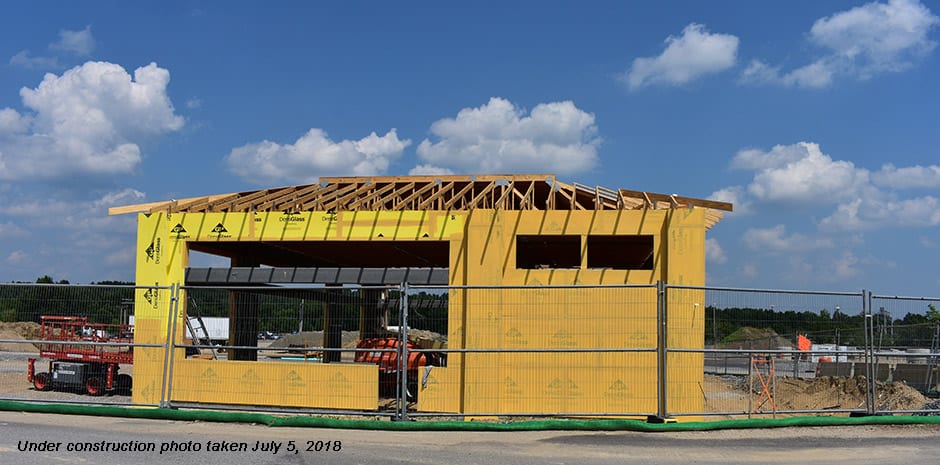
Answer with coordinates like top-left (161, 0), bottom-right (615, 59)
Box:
top-left (662, 284), bottom-right (871, 419)
top-left (0, 283), bottom-right (173, 407)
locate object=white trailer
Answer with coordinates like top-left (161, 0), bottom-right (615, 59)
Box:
top-left (129, 315), bottom-right (229, 344)
top-left (185, 316), bottom-right (229, 344)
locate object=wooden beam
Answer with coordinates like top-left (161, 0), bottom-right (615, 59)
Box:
top-left (443, 182), bottom-right (476, 209)
top-left (467, 180), bottom-right (498, 209)
top-left (319, 183), bottom-right (360, 212)
top-left (394, 181), bottom-right (438, 210)
top-left (619, 189), bottom-right (733, 212)
top-left (347, 181), bottom-right (397, 210)
top-left (418, 181), bottom-right (453, 210)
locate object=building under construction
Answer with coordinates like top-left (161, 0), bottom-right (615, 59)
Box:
top-left (110, 174), bottom-right (731, 415)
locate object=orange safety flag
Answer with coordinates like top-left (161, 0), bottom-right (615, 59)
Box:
top-left (797, 334), bottom-right (811, 351)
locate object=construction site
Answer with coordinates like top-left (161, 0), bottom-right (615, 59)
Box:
top-left (1, 174), bottom-right (938, 420)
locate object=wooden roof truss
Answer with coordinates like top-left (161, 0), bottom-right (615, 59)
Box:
top-left (109, 174), bottom-right (732, 228)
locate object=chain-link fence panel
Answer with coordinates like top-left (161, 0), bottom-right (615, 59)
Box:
top-left (0, 283), bottom-right (167, 406)
top-left (869, 294), bottom-right (940, 415)
top-left (665, 285), bottom-right (870, 418)
top-left (171, 285), bottom-right (398, 416)
top-left (405, 284), bottom-right (660, 419)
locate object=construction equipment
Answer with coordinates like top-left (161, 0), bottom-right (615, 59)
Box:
top-left (355, 337), bottom-right (444, 401)
top-left (27, 316), bottom-right (133, 396)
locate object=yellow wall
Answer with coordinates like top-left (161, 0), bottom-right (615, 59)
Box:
top-left (418, 209), bottom-right (706, 416)
top-left (134, 208), bottom-right (709, 416)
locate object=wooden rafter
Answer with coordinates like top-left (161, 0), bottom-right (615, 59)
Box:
top-left (418, 181), bottom-right (453, 210)
top-left (396, 181), bottom-right (439, 210)
top-left (347, 182), bottom-right (397, 211)
top-left (107, 174), bottom-right (732, 229)
top-left (443, 182), bottom-right (477, 210)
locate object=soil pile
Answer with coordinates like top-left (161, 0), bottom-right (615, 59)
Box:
top-left (0, 321), bottom-right (40, 352)
top-left (719, 327), bottom-right (795, 350)
top-left (704, 374), bottom-right (930, 414)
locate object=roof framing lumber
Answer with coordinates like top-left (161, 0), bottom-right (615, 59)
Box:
top-left (108, 174), bottom-right (731, 229)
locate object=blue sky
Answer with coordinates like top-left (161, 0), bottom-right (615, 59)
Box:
top-left (0, 1), bottom-right (938, 298)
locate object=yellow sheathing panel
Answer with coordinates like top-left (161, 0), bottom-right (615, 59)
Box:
top-left (133, 212), bottom-right (171, 405)
top-left (416, 367), bottom-right (461, 412)
top-left (169, 360), bottom-right (378, 410)
top-left (158, 211), bottom-right (465, 242)
top-left (453, 283), bottom-right (661, 415)
top-left (664, 208), bottom-right (707, 417)
top-left (459, 210), bottom-right (668, 286)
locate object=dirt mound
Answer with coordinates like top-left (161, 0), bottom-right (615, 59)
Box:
top-left (0, 321), bottom-right (40, 352)
top-left (773, 376), bottom-right (928, 411)
top-left (268, 330), bottom-right (362, 350)
top-left (772, 376), bottom-right (870, 410)
top-left (704, 374), bottom-right (930, 414)
top-left (720, 326), bottom-right (794, 350)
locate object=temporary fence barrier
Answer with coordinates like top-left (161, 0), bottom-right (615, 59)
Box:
top-left (2, 282), bottom-right (939, 420)
top-left (0, 283), bottom-right (170, 407)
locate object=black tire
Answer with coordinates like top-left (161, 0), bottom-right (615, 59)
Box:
top-left (85, 376), bottom-right (104, 396)
top-left (115, 373), bottom-right (133, 395)
top-left (33, 372), bottom-right (52, 391)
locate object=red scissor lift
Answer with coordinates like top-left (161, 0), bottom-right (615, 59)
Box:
top-left (27, 316), bottom-right (134, 396)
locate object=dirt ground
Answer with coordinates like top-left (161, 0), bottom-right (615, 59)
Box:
top-left (703, 374), bottom-right (929, 415)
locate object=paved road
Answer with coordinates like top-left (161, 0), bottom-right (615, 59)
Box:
top-left (2, 411), bottom-right (939, 465)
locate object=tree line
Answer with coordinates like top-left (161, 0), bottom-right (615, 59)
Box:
top-left (705, 304), bottom-right (939, 349)
top-left (1, 277), bottom-right (935, 348)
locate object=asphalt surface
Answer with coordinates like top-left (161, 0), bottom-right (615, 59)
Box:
top-left (2, 411), bottom-right (940, 465)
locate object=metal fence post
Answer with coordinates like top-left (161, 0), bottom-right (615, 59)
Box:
top-left (163, 284), bottom-right (182, 409)
top-left (158, 285), bottom-right (177, 408)
top-left (863, 289), bottom-right (876, 415)
top-left (655, 281), bottom-right (668, 421)
top-left (397, 282), bottom-right (410, 421)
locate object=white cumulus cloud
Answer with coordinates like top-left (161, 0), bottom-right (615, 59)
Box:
top-left (0, 61), bottom-right (183, 181)
top-left (0, 108), bottom-right (30, 134)
top-left (809, 0), bottom-right (939, 73)
top-left (718, 142), bottom-right (940, 234)
top-left (51, 26), bottom-right (96, 56)
top-left (743, 225), bottom-right (834, 253)
top-left (733, 142), bottom-right (871, 204)
top-left (9, 26), bottom-right (97, 70)
top-left (705, 238), bottom-right (728, 264)
top-left (708, 186), bottom-right (751, 216)
top-left (408, 164), bottom-right (455, 176)
top-left (872, 164), bottom-right (940, 189)
top-left (226, 128), bottom-right (410, 185)
top-left (819, 196), bottom-right (940, 231)
top-left (741, 0), bottom-right (940, 87)
top-left (8, 51), bottom-right (61, 70)
top-left (623, 23), bottom-right (739, 90)
top-left (416, 97), bottom-right (600, 175)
